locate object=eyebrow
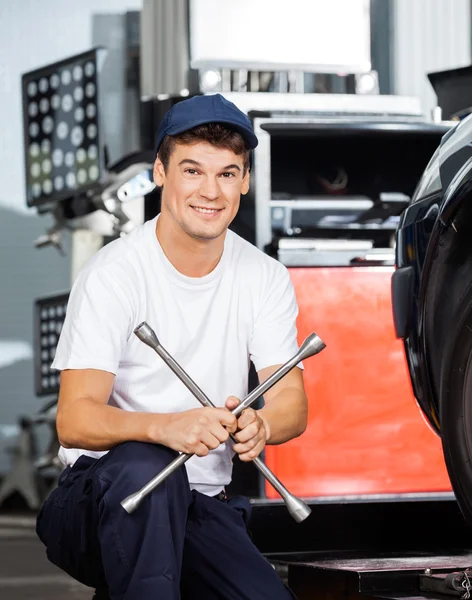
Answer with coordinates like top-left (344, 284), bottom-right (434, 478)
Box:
top-left (178, 159), bottom-right (241, 172)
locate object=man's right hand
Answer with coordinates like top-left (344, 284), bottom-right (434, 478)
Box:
top-left (156, 408), bottom-right (238, 456)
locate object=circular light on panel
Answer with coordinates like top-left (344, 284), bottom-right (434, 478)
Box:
top-left (87, 124), bottom-right (97, 139)
top-left (52, 148), bottom-right (63, 167)
top-left (39, 98), bottom-right (49, 114)
top-left (89, 165), bottom-right (99, 181)
top-left (29, 143), bottom-right (40, 158)
top-left (29, 122), bottom-right (39, 137)
top-left (38, 77), bottom-right (49, 93)
top-left (54, 175), bottom-right (64, 191)
top-left (62, 94), bottom-right (73, 112)
top-left (41, 139), bottom-right (51, 154)
top-left (73, 65), bottom-right (83, 81)
top-left (88, 145), bottom-right (97, 160)
top-left (43, 179), bottom-right (53, 194)
top-left (85, 82), bottom-right (95, 98)
top-left (51, 94), bottom-right (60, 110)
top-left (32, 183), bottom-right (42, 198)
top-left (199, 69), bottom-right (222, 93)
top-left (30, 163), bottom-right (40, 178)
top-left (355, 72), bottom-right (379, 95)
top-left (84, 62), bottom-right (95, 77)
top-left (27, 82), bottom-right (37, 97)
top-left (73, 87), bottom-right (84, 102)
top-left (28, 102), bottom-right (38, 118)
top-left (65, 151), bottom-right (75, 168)
top-left (74, 107), bottom-right (84, 122)
top-left (42, 159), bottom-right (52, 175)
top-left (77, 169), bottom-right (87, 185)
top-left (71, 126), bottom-right (84, 147)
top-left (57, 121), bottom-right (69, 140)
top-left (86, 103), bottom-right (96, 119)
top-left (50, 73), bottom-right (60, 89)
top-left (61, 69), bottom-right (72, 86)
top-left (42, 116), bottom-right (54, 135)
top-left (76, 148), bottom-right (86, 163)
top-left (66, 172), bottom-right (76, 188)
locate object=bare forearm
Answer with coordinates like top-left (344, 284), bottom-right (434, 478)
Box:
top-left (259, 386), bottom-right (308, 444)
top-left (57, 396), bottom-right (169, 451)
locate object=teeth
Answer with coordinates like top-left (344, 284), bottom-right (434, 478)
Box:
top-left (193, 207), bottom-right (219, 214)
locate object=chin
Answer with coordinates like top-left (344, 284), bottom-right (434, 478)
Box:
top-left (183, 216), bottom-right (230, 241)
top-left (190, 227), bottom-right (226, 241)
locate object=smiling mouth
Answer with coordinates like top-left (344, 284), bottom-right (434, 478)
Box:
top-left (191, 206), bottom-right (223, 215)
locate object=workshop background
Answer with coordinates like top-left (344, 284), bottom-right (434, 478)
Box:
top-left (0, 0), bottom-right (470, 474)
top-left (1, 0), bottom-right (472, 598)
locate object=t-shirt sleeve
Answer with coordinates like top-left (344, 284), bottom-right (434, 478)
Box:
top-left (51, 266), bottom-right (134, 374)
top-left (249, 264), bottom-right (303, 373)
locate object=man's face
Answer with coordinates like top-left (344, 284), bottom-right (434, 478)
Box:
top-left (153, 141), bottom-right (250, 241)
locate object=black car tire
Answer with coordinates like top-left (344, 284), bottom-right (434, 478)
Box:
top-left (440, 283), bottom-right (472, 525)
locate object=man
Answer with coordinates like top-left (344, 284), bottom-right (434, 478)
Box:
top-left (36, 94), bottom-right (308, 599)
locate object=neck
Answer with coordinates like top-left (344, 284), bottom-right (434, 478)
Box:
top-left (155, 212), bottom-right (226, 277)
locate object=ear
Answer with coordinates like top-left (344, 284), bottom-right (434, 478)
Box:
top-left (153, 157), bottom-right (166, 187)
top-left (241, 170), bottom-right (250, 196)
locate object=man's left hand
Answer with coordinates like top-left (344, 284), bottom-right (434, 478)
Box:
top-left (225, 396), bottom-right (269, 462)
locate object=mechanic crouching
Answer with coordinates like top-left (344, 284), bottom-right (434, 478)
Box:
top-left (35, 94), bottom-right (308, 600)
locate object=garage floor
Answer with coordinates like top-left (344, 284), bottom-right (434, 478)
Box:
top-left (0, 514), bottom-right (92, 600)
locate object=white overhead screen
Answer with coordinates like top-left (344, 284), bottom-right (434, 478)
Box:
top-left (190, 0), bottom-right (371, 73)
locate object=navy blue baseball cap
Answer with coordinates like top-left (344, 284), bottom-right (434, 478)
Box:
top-left (155, 94), bottom-right (258, 154)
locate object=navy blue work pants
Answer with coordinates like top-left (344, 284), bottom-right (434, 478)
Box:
top-left (36, 441), bottom-right (295, 600)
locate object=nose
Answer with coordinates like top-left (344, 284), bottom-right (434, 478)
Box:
top-left (198, 176), bottom-right (221, 201)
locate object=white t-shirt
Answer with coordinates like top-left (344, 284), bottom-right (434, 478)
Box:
top-left (52, 215), bottom-right (301, 496)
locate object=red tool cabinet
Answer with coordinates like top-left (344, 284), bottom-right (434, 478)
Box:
top-left (264, 267), bottom-right (451, 499)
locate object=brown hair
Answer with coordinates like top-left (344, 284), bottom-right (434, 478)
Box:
top-left (158, 123), bottom-right (251, 174)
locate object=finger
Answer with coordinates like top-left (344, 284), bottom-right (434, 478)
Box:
top-left (225, 396), bottom-right (240, 411)
top-left (238, 439), bottom-right (266, 463)
top-left (200, 429), bottom-right (223, 451)
top-left (216, 409), bottom-right (238, 433)
top-left (208, 422), bottom-right (230, 444)
top-left (234, 421), bottom-right (261, 443)
top-left (193, 442), bottom-right (210, 457)
top-left (237, 408), bottom-right (257, 429)
top-left (232, 436), bottom-right (259, 455)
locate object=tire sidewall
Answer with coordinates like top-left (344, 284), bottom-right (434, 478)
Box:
top-left (440, 285), bottom-right (472, 524)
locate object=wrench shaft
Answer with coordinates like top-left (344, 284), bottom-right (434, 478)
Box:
top-left (153, 343), bottom-right (297, 501)
top-left (121, 323), bottom-right (325, 519)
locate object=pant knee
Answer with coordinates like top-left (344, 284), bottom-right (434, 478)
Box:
top-left (96, 441), bottom-right (189, 502)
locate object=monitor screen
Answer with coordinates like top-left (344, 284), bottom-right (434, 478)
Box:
top-left (190, 0), bottom-right (371, 73)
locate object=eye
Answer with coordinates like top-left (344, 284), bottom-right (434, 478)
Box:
top-left (221, 172), bottom-right (236, 178)
top-left (184, 168), bottom-right (199, 175)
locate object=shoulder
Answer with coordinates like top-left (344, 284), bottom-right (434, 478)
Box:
top-left (73, 219), bottom-right (153, 297)
top-left (228, 230), bottom-right (290, 285)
